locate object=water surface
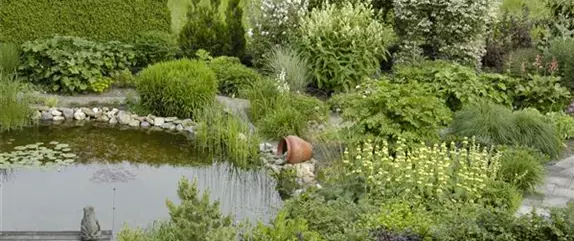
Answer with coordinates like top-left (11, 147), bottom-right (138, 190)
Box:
top-left (0, 122), bottom-right (282, 231)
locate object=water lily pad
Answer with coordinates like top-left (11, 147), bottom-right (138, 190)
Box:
top-left (54, 144), bottom-right (69, 150)
top-left (49, 141), bottom-right (59, 145)
top-left (62, 148), bottom-right (71, 152)
top-left (13, 146), bottom-right (26, 151)
top-left (62, 153), bottom-right (76, 158)
top-left (63, 159), bottom-right (75, 163)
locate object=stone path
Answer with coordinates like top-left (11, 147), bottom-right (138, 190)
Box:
top-left (517, 156), bottom-right (574, 216)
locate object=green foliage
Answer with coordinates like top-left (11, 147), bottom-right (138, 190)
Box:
top-left (365, 198), bottom-right (435, 236)
top-left (545, 111), bottom-right (574, 140)
top-left (0, 43), bottom-right (21, 74)
top-left (504, 48), bottom-right (541, 77)
top-left (225, 0), bottom-right (246, 59)
top-left (89, 77), bottom-right (113, 93)
top-left (193, 103), bottom-right (260, 168)
top-left (273, 168), bottom-right (299, 200)
top-left (344, 138), bottom-right (502, 205)
top-left (20, 35), bottom-right (136, 94)
top-left (208, 56), bottom-right (261, 97)
top-left (264, 46), bottom-right (311, 93)
top-left (110, 69), bottom-right (137, 88)
top-left (393, 0), bottom-right (498, 68)
top-left (334, 77), bottom-right (452, 144)
top-left (513, 74), bottom-right (570, 113)
top-left (165, 177), bottom-right (236, 241)
top-left (179, 0), bottom-right (228, 58)
top-left (448, 101), bottom-right (562, 158)
top-left (134, 31), bottom-right (179, 68)
top-left (393, 61), bottom-right (512, 111)
top-left (245, 78), bottom-right (328, 139)
top-left (296, 1), bottom-right (394, 93)
top-left (135, 59), bottom-right (217, 118)
top-left (546, 38), bottom-right (574, 90)
top-left (247, 0), bottom-right (308, 67)
top-left (498, 146), bottom-right (546, 193)
top-left (0, 0), bottom-right (170, 43)
top-left (248, 211), bottom-right (324, 241)
top-left (0, 74), bottom-right (34, 131)
top-left (282, 192), bottom-right (373, 241)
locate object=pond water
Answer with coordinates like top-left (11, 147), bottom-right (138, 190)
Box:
top-left (0, 122), bottom-right (282, 231)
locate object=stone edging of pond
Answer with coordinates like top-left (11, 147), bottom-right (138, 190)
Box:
top-left (32, 106), bottom-right (197, 133)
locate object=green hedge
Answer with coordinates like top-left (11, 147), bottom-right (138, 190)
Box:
top-left (0, 0), bottom-right (171, 43)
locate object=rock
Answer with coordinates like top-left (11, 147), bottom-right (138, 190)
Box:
top-left (94, 111), bottom-right (104, 119)
top-left (185, 127), bottom-right (195, 134)
top-left (41, 111), bottom-right (53, 120)
top-left (145, 117), bottom-right (155, 125)
top-left (31, 111), bottom-right (42, 121)
top-left (128, 119), bottom-right (140, 127)
top-left (92, 108), bottom-right (100, 114)
top-left (50, 109), bottom-right (62, 116)
top-left (102, 107), bottom-right (109, 112)
top-left (259, 143), bottom-right (274, 153)
top-left (36, 106), bottom-right (50, 111)
top-left (141, 121), bottom-right (151, 128)
top-left (176, 124), bottom-right (184, 131)
top-left (53, 116), bottom-right (65, 121)
top-left (109, 117), bottom-right (118, 124)
top-left (154, 117), bottom-right (165, 127)
top-left (97, 115), bottom-right (110, 122)
top-left (74, 111), bottom-right (86, 120)
top-left (61, 108), bottom-right (74, 119)
top-left (161, 123), bottom-right (176, 130)
top-left (82, 108), bottom-right (95, 117)
top-left (182, 119), bottom-right (195, 128)
top-left (117, 111), bottom-right (132, 125)
top-left (165, 117), bottom-right (177, 122)
top-left (265, 163), bottom-right (282, 174)
top-left (107, 108), bottom-right (119, 118)
top-left (302, 175), bottom-right (316, 185)
top-left (295, 162), bottom-right (315, 178)
top-left (173, 119), bottom-right (183, 125)
top-left (274, 158), bottom-right (287, 165)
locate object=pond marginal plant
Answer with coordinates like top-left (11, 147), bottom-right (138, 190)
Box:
top-left (0, 141), bottom-right (77, 169)
top-left (0, 73), bottom-right (35, 132)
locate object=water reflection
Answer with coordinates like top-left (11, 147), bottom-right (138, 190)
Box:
top-left (0, 162), bottom-right (282, 231)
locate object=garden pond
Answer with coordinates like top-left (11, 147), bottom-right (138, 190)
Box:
top-left (0, 122), bottom-right (282, 231)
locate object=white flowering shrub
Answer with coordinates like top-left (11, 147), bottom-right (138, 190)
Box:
top-left (393, 0), bottom-right (500, 68)
top-left (247, 0), bottom-right (308, 67)
top-left (343, 137), bottom-right (501, 204)
top-left (296, 2), bottom-right (395, 93)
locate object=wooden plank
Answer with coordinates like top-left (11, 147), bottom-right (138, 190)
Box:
top-left (0, 230), bottom-right (112, 241)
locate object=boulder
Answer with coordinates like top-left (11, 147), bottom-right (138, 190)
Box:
top-left (40, 111), bottom-right (53, 121)
top-left (161, 123), bottom-right (176, 130)
top-left (117, 111), bottom-right (132, 125)
top-left (140, 121), bottom-right (151, 128)
top-left (109, 117), bottom-right (118, 124)
top-left (50, 109), bottom-right (62, 116)
top-left (82, 108), bottom-right (95, 117)
top-left (154, 117), bottom-right (165, 127)
top-left (74, 111), bottom-right (86, 120)
top-left (61, 108), bottom-right (74, 119)
top-left (128, 119), bottom-right (140, 127)
top-left (53, 116), bottom-right (65, 121)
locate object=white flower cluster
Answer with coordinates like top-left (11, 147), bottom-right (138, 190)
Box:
top-left (393, 0), bottom-right (500, 68)
top-left (249, 0), bottom-right (308, 41)
top-left (275, 68), bottom-right (290, 93)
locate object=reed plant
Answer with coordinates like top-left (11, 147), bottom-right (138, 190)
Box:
top-left (0, 42), bottom-right (20, 74)
top-left (0, 73), bottom-right (34, 132)
top-left (193, 102), bottom-right (260, 168)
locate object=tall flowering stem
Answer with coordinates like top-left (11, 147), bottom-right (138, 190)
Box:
top-left (343, 137), bottom-right (501, 205)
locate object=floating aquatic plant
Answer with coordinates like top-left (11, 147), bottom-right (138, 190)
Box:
top-left (0, 141), bottom-right (76, 169)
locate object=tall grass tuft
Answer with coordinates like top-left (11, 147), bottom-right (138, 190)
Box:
top-left (193, 102), bottom-right (260, 168)
top-left (0, 42), bottom-right (21, 74)
top-left (498, 146), bottom-right (546, 193)
top-left (263, 46), bottom-right (311, 93)
top-left (0, 73), bottom-right (34, 132)
top-left (448, 101), bottom-right (562, 158)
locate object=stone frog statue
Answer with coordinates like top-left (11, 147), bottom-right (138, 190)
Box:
top-left (80, 206), bottom-right (102, 241)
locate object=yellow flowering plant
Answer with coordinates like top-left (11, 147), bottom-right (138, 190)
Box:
top-left (343, 137), bottom-right (501, 205)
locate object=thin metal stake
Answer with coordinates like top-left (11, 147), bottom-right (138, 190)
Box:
top-left (111, 187), bottom-right (116, 240)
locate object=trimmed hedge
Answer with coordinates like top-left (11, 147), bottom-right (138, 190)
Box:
top-left (0, 0), bottom-right (170, 43)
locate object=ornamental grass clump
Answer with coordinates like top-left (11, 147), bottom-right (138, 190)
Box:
top-left (343, 137), bottom-right (501, 205)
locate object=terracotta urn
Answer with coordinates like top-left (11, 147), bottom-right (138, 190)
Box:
top-left (277, 135), bottom-right (313, 164)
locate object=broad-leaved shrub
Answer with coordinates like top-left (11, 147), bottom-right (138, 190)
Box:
top-left (546, 38), bottom-right (574, 90)
top-left (393, 61), bottom-right (512, 111)
top-left (545, 111), bottom-right (574, 140)
top-left (135, 59), bottom-right (217, 118)
top-left (296, 1), bottom-right (395, 93)
top-left (512, 74), bottom-right (571, 113)
top-left (333, 77), bottom-right (452, 144)
top-left (20, 35), bottom-right (135, 94)
top-left (134, 31), bottom-right (179, 68)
